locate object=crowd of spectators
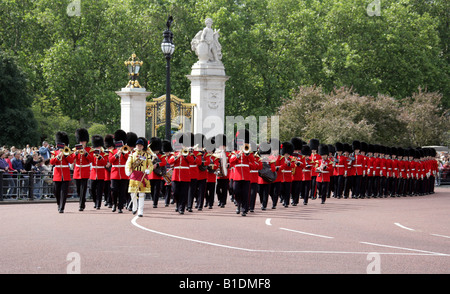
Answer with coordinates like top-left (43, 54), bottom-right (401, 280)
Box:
top-left (0, 141), bottom-right (54, 199)
top-left (437, 152), bottom-right (450, 185)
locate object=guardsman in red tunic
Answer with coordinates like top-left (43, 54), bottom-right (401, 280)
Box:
top-left (214, 134), bottom-right (230, 208)
top-left (257, 142), bottom-right (275, 210)
top-left (50, 131), bottom-right (75, 213)
top-left (86, 135), bottom-right (108, 210)
top-left (279, 141), bottom-right (294, 207)
top-left (168, 133), bottom-right (195, 214)
top-left (248, 141), bottom-right (262, 212)
top-left (316, 144), bottom-right (333, 204)
top-left (268, 138), bottom-right (282, 209)
top-left (301, 145), bottom-right (312, 205)
top-left (290, 138), bottom-right (305, 206)
top-left (102, 134), bottom-right (114, 208)
top-left (308, 139), bottom-right (321, 200)
top-left (194, 133), bottom-right (208, 211)
top-left (147, 137), bottom-right (167, 208)
top-left (161, 139), bottom-right (174, 206)
top-left (73, 128), bottom-right (92, 211)
top-left (204, 136), bottom-right (220, 209)
top-left (229, 129), bottom-right (256, 216)
top-left (109, 129), bottom-right (130, 213)
top-left (333, 142), bottom-right (346, 199)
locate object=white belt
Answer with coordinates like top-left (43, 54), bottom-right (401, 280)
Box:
top-left (112, 165), bottom-right (125, 168)
top-left (235, 164), bottom-right (249, 168)
top-left (75, 164), bottom-right (90, 168)
top-left (174, 166), bottom-right (189, 169)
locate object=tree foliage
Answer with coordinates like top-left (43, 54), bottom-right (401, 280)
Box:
top-left (0, 0), bottom-right (448, 146)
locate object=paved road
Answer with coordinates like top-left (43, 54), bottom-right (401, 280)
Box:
top-left (0, 187), bottom-right (449, 275)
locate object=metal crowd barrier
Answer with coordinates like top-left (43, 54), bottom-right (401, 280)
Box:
top-left (0, 170), bottom-right (90, 201)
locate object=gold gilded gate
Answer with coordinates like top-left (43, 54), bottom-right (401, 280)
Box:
top-left (146, 94), bottom-right (195, 138)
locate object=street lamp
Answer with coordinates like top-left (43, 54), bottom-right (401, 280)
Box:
top-left (124, 53), bottom-right (143, 88)
top-left (162, 15), bottom-right (175, 141)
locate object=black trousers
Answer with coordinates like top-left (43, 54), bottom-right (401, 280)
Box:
top-left (259, 183), bottom-right (270, 209)
top-left (269, 181), bottom-right (281, 208)
top-left (216, 179), bottom-right (229, 206)
top-left (249, 182), bottom-right (258, 211)
top-left (291, 181), bottom-right (302, 205)
top-left (76, 178), bottom-right (89, 209)
top-left (103, 180), bottom-right (111, 205)
top-left (90, 179), bottom-right (104, 208)
top-left (280, 182), bottom-right (292, 207)
top-left (233, 180), bottom-right (250, 213)
top-left (54, 181), bottom-right (69, 212)
top-left (205, 182), bottom-right (216, 208)
top-left (173, 181), bottom-right (190, 213)
top-left (317, 181), bottom-right (329, 203)
top-left (301, 180), bottom-right (311, 204)
top-left (111, 179), bottom-right (128, 209)
top-left (352, 175), bottom-right (362, 198)
top-left (163, 183), bottom-right (172, 205)
top-left (150, 179), bottom-right (163, 207)
top-left (187, 179), bottom-right (198, 210)
top-left (195, 179), bottom-right (207, 210)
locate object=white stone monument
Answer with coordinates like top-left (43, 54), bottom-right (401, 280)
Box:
top-left (116, 87), bottom-right (151, 138)
top-left (187, 18), bottom-right (229, 137)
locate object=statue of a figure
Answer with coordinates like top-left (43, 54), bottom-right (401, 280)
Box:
top-left (191, 18), bottom-right (222, 63)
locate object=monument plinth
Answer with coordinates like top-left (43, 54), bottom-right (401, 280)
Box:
top-left (188, 18), bottom-right (228, 137)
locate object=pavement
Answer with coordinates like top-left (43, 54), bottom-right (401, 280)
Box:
top-left (0, 186), bottom-right (449, 276)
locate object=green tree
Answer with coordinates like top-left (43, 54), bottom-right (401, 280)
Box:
top-left (0, 50), bottom-right (39, 147)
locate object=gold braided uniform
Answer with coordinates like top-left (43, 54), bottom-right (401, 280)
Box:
top-left (126, 150), bottom-right (153, 194)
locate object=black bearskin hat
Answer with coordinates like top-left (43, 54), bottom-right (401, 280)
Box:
top-left (149, 137), bottom-right (162, 152)
top-left (308, 138), bottom-right (319, 151)
top-left (126, 132), bottom-right (138, 148)
top-left (318, 144), bottom-right (328, 156)
top-left (91, 135), bottom-right (104, 148)
top-left (55, 131), bottom-right (69, 146)
top-left (104, 134), bottom-right (114, 148)
top-left (114, 129), bottom-right (127, 144)
top-left (76, 128), bottom-right (89, 144)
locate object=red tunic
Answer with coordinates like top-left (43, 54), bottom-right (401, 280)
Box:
top-left (50, 150), bottom-right (75, 181)
top-left (108, 149), bottom-right (129, 180)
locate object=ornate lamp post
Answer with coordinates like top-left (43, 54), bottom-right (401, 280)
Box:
top-left (124, 53), bottom-right (143, 88)
top-left (161, 16), bottom-right (175, 141)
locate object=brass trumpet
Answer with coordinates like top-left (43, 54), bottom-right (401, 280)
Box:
top-left (63, 146), bottom-right (72, 156)
top-left (121, 144), bottom-right (131, 154)
top-left (243, 143), bottom-right (251, 154)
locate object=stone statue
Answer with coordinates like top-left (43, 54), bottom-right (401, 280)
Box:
top-left (191, 18), bottom-right (222, 63)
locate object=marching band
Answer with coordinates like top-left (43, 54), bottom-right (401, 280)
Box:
top-left (49, 129), bottom-right (440, 215)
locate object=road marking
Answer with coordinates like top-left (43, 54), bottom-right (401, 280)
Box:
top-left (265, 218), bottom-right (272, 226)
top-left (360, 241), bottom-right (449, 256)
top-left (394, 222), bottom-right (415, 231)
top-left (431, 233), bottom-right (450, 239)
top-left (280, 227), bottom-right (334, 239)
top-left (131, 217), bottom-right (447, 256)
